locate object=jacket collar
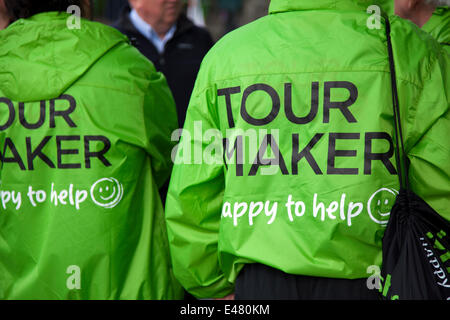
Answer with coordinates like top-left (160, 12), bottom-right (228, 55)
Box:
top-left (268, 0), bottom-right (379, 14)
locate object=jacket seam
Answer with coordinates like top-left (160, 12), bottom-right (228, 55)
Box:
top-left (194, 69), bottom-right (423, 95)
top-left (74, 82), bottom-right (145, 96)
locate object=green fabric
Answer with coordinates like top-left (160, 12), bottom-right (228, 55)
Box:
top-left (422, 6), bottom-right (450, 54)
top-left (0, 12), bottom-right (183, 299)
top-left (165, 0), bottom-right (450, 298)
top-left (269, 0), bottom-right (393, 14)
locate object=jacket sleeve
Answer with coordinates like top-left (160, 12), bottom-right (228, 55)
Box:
top-left (402, 46), bottom-right (450, 221)
top-left (165, 81), bottom-right (234, 299)
top-left (143, 70), bottom-right (179, 189)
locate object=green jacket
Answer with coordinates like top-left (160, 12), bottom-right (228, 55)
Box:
top-left (422, 6), bottom-right (450, 54)
top-left (165, 0), bottom-right (450, 298)
top-left (0, 12), bottom-right (183, 299)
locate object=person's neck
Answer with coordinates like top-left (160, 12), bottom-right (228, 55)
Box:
top-left (0, 13), bottom-right (9, 30)
top-left (411, 3), bottom-right (435, 28)
top-left (152, 24), bottom-right (172, 39)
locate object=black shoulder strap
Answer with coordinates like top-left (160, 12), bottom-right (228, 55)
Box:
top-left (384, 15), bottom-right (410, 190)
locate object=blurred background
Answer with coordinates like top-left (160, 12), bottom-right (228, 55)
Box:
top-left (92, 0), bottom-right (270, 41)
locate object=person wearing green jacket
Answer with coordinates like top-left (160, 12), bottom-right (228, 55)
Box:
top-left (165, 0), bottom-right (450, 299)
top-left (0, 0), bottom-right (183, 299)
top-left (395, 0), bottom-right (449, 53)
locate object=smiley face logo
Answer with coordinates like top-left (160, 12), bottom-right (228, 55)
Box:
top-left (90, 177), bottom-right (124, 208)
top-left (367, 188), bottom-right (398, 225)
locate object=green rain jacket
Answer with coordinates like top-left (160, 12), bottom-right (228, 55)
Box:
top-left (422, 6), bottom-right (450, 54)
top-left (166, 0), bottom-right (450, 298)
top-left (0, 12), bottom-right (183, 299)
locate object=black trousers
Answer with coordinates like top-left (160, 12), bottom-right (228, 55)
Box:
top-left (235, 263), bottom-right (380, 300)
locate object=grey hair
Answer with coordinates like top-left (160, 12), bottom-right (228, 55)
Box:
top-left (424, 0), bottom-right (450, 6)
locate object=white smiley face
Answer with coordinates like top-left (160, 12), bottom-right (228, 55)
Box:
top-left (99, 185), bottom-right (115, 201)
top-left (90, 177), bottom-right (123, 208)
top-left (367, 188), bottom-right (398, 225)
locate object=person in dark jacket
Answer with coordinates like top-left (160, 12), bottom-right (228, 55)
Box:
top-left (113, 0), bottom-right (214, 128)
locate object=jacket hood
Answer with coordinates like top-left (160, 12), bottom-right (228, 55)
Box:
top-left (269, 0), bottom-right (393, 14)
top-left (0, 12), bottom-right (128, 102)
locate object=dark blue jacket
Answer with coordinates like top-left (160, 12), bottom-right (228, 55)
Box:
top-left (113, 6), bottom-right (214, 128)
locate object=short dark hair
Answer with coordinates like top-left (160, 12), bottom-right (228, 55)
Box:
top-left (4, 0), bottom-right (90, 22)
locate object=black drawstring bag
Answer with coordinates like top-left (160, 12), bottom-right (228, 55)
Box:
top-left (380, 16), bottom-right (450, 300)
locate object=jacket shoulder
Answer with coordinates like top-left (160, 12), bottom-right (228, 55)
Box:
top-left (389, 15), bottom-right (446, 87)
